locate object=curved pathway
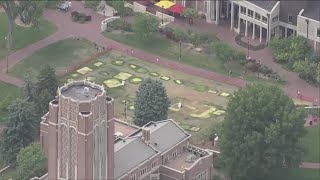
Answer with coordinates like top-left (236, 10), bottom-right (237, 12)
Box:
top-left (0, 0), bottom-right (318, 169)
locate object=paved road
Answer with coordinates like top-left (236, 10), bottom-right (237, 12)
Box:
top-left (0, 1), bottom-right (319, 169)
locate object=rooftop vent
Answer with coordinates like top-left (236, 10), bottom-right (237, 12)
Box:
top-left (185, 154), bottom-right (196, 163)
top-left (114, 132), bottom-right (123, 138)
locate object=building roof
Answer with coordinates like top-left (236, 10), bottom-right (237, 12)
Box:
top-left (61, 83), bottom-right (102, 101)
top-left (279, 0), bottom-right (308, 25)
top-left (130, 120), bottom-right (190, 152)
top-left (114, 137), bottom-right (158, 179)
top-left (303, 2), bottom-right (320, 21)
top-left (247, 0), bottom-right (278, 12)
top-left (114, 119), bottom-right (139, 138)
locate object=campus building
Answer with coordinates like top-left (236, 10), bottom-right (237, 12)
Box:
top-left (39, 81), bottom-right (215, 180)
top-left (179, 0), bottom-right (320, 51)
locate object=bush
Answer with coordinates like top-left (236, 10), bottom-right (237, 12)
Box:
top-left (107, 19), bottom-right (132, 32)
top-left (71, 11), bottom-right (91, 23)
top-left (84, 0), bottom-right (100, 10)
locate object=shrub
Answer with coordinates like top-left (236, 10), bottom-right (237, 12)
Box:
top-left (84, 0), bottom-right (100, 10)
top-left (71, 11), bottom-right (91, 23)
top-left (85, 16), bottom-right (92, 21)
top-left (107, 19), bottom-right (132, 32)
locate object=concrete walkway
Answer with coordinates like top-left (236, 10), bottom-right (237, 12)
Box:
top-left (0, 1), bottom-right (318, 168)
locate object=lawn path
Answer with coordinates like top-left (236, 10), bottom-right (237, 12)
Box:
top-left (0, 0), bottom-right (318, 169)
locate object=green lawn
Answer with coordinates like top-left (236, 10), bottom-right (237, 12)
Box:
top-left (0, 13), bottom-right (57, 60)
top-left (9, 38), bottom-right (96, 79)
top-left (301, 124), bottom-right (320, 163)
top-left (0, 82), bottom-right (20, 123)
top-left (265, 168), bottom-right (320, 180)
top-left (103, 32), bottom-right (284, 86)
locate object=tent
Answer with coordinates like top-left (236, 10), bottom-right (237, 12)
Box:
top-left (155, 0), bottom-right (175, 9)
top-left (168, 3), bottom-right (185, 14)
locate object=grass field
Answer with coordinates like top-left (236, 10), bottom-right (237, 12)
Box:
top-left (9, 38), bottom-right (96, 79)
top-left (103, 31), bottom-right (283, 86)
top-left (301, 124), bottom-right (320, 163)
top-left (60, 51), bottom-right (237, 140)
top-left (265, 168), bottom-right (320, 180)
top-left (0, 82), bottom-right (20, 123)
top-left (0, 13), bottom-right (57, 60)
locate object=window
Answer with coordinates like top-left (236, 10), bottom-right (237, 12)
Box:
top-left (164, 156), bottom-right (169, 164)
top-left (240, 6), bottom-right (246, 14)
top-left (317, 29), bottom-right (320, 37)
top-left (262, 16), bottom-right (267, 23)
top-left (140, 167), bottom-right (147, 176)
top-left (182, 145), bottom-right (186, 152)
top-left (288, 15), bottom-right (293, 23)
top-left (129, 174), bottom-right (136, 180)
top-left (255, 13), bottom-right (261, 20)
top-left (193, 170), bottom-right (208, 180)
top-left (151, 160), bottom-right (157, 169)
top-left (172, 151), bottom-right (177, 158)
top-left (272, 15), bottom-right (279, 22)
top-left (247, 9), bottom-right (253, 17)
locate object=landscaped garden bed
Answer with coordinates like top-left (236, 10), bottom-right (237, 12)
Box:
top-left (129, 77), bottom-right (143, 84)
top-left (71, 11), bottom-right (91, 23)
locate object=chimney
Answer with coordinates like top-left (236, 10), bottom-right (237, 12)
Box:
top-left (142, 127), bottom-right (151, 144)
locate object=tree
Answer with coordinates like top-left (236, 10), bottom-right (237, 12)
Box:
top-left (133, 13), bottom-right (159, 42)
top-left (23, 65), bottom-right (58, 116)
top-left (219, 84), bottom-right (306, 180)
top-left (0, 0), bottom-right (46, 51)
top-left (134, 78), bottom-right (170, 126)
top-left (181, 8), bottom-right (198, 25)
top-left (15, 143), bottom-right (47, 180)
top-left (0, 99), bottom-right (38, 164)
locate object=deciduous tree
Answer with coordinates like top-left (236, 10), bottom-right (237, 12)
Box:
top-left (0, 0), bottom-right (46, 51)
top-left (133, 13), bottom-right (159, 42)
top-left (181, 8), bottom-right (198, 25)
top-left (219, 84), bottom-right (306, 180)
top-left (0, 99), bottom-right (38, 164)
top-left (134, 78), bottom-right (170, 126)
top-left (15, 143), bottom-right (47, 180)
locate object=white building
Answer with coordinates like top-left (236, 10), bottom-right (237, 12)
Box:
top-left (181, 0), bottom-right (320, 51)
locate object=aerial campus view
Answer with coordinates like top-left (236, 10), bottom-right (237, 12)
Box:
top-left (0, 0), bottom-right (319, 180)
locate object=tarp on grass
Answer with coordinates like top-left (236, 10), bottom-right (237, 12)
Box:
top-left (155, 0), bottom-right (175, 9)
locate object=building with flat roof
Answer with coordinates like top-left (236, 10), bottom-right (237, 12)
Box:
top-left (179, 0), bottom-right (319, 51)
top-left (39, 81), bottom-right (215, 180)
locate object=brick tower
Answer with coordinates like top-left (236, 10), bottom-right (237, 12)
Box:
top-left (40, 81), bottom-right (115, 180)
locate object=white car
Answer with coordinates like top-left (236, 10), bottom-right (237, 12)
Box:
top-left (56, 1), bottom-right (72, 11)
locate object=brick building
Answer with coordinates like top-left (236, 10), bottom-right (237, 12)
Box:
top-left (39, 81), bottom-right (215, 180)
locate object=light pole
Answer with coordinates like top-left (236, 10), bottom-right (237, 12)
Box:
top-left (305, 19), bottom-right (309, 39)
top-left (257, 60), bottom-right (261, 79)
top-left (5, 36), bottom-right (9, 74)
top-left (161, 5), bottom-right (164, 24)
top-left (247, 38), bottom-right (250, 58)
top-left (179, 40), bottom-right (182, 60)
top-left (124, 100), bottom-right (127, 120)
top-left (266, 14), bottom-right (270, 44)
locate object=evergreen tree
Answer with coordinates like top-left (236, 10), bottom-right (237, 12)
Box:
top-left (134, 78), bottom-right (170, 126)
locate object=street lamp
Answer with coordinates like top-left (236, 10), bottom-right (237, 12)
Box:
top-left (5, 36), bottom-right (9, 74)
top-left (179, 40), bottom-right (182, 60)
top-left (124, 100), bottom-right (127, 120)
top-left (247, 38), bottom-right (250, 58)
top-left (266, 14), bottom-right (270, 44)
top-left (305, 19), bottom-right (309, 39)
top-left (257, 60), bottom-right (261, 79)
top-left (161, 5), bottom-right (164, 24)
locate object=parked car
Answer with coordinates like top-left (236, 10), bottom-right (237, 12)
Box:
top-left (56, 1), bottom-right (72, 11)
